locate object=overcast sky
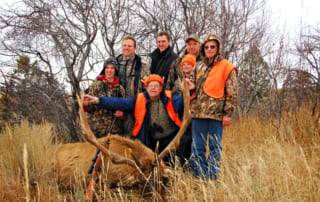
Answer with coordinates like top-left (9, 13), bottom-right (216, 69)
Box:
top-left (1, 0), bottom-right (319, 42)
top-left (2, 0), bottom-right (319, 27)
top-left (267, 0), bottom-right (319, 31)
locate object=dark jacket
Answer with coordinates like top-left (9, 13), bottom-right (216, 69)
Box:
top-left (149, 46), bottom-right (178, 89)
top-left (97, 91), bottom-right (184, 150)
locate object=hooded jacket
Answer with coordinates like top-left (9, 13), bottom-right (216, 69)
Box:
top-left (85, 57), bottom-right (125, 136)
top-left (191, 34), bottom-right (238, 120)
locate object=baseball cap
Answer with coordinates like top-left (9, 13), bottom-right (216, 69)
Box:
top-left (185, 34), bottom-right (200, 43)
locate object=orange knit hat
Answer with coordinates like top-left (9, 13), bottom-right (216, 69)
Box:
top-left (180, 54), bottom-right (196, 68)
top-left (143, 74), bottom-right (164, 87)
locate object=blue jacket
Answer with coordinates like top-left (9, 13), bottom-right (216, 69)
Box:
top-left (98, 91), bottom-right (184, 149)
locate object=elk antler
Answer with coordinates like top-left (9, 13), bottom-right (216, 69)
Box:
top-left (77, 95), bottom-right (136, 167)
top-left (158, 79), bottom-right (192, 161)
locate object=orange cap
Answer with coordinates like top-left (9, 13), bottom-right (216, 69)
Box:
top-left (180, 54), bottom-right (196, 68)
top-left (143, 74), bottom-right (164, 87)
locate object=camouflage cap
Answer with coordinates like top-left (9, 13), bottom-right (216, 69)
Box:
top-left (185, 34), bottom-right (200, 43)
top-left (202, 34), bottom-right (223, 56)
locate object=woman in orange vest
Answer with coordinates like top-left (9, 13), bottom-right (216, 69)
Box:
top-left (189, 34), bottom-right (238, 180)
top-left (83, 74), bottom-right (193, 165)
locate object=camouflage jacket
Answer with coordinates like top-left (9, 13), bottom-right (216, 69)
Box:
top-left (191, 60), bottom-right (238, 121)
top-left (86, 77), bottom-right (125, 136)
top-left (116, 54), bottom-right (149, 97)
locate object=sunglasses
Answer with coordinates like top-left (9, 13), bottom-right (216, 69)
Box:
top-left (204, 45), bottom-right (216, 50)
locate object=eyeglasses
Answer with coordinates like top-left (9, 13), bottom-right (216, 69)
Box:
top-left (148, 84), bottom-right (161, 88)
top-left (204, 45), bottom-right (216, 50)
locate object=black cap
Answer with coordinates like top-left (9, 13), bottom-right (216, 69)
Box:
top-left (99, 57), bottom-right (119, 75)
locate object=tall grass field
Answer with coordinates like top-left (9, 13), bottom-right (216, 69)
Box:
top-left (0, 107), bottom-right (319, 201)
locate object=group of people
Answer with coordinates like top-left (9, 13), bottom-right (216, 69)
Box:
top-left (82, 32), bottom-right (238, 181)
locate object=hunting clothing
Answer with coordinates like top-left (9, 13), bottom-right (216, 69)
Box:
top-left (147, 46), bottom-right (178, 90)
top-left (191, 59), bottom-right (238, 120)
top-left (85, 58), bottom-right (125, 137)
top-left (116, 54), bottom-right (149, 136)
top-left (189, 33), bottom-right (238, 180)
top-left (95, 90), bottom-right (190, 163)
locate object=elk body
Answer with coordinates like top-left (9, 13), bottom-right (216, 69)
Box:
top-left (55, 135), bottom-right (167, 189)
top-left (55, 79), bottom-right (191, 200)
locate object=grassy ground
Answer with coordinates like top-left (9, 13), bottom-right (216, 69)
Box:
top-left (0, 107), bottom-right (319, 201)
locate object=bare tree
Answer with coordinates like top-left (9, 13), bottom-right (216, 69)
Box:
top-left (0, 0), bottom-right (99, 141)
top-left (1, 56), bottom-right (73, 140)
top-left (264, 36), bottom-right (290, 129)
top-left (1, 0), bottom-right (98, 94)
top-left (295, 23), bottom-right (320, 120)
top-left (238, 43), bottom-right (270, 114)
top-left (94, 0), bottom-right (134, 57)
top-left (0, 0), bottom-right (273, 139)
top-left (131, 0), bottom-right (182, 53)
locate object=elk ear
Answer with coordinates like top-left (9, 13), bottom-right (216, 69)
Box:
top-left (155, 141), bottom-right (160, 154)
top-left (130, 149), bottom-right (143, 168)
top-left (152, 141), bottom-right (160, 166)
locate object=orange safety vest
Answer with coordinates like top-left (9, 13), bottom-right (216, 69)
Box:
top-left (203, 59), bottom-right (235, 98)
top-left (132, 91), bottom-right (182, 137)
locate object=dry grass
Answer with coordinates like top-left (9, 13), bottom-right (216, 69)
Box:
top-left (0, 108), bottom-right (319, 201)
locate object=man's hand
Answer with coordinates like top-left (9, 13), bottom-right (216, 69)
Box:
top-left (114, 110), bottom-right (124, 119)
top-left (222, 116), bottom-right (232, 126)
top-left (83, 95), bottom-right (99, 106)
top-left (185, 78), bottom-right (196, 90)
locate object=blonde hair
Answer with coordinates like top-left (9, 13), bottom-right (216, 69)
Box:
top-left (122, 35), bottom-right (136, 48)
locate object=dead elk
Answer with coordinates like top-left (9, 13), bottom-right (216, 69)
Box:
top-left (55, 135), bottom-right (168, 196)
top-left (55, 79), bottom-right (191, 200)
